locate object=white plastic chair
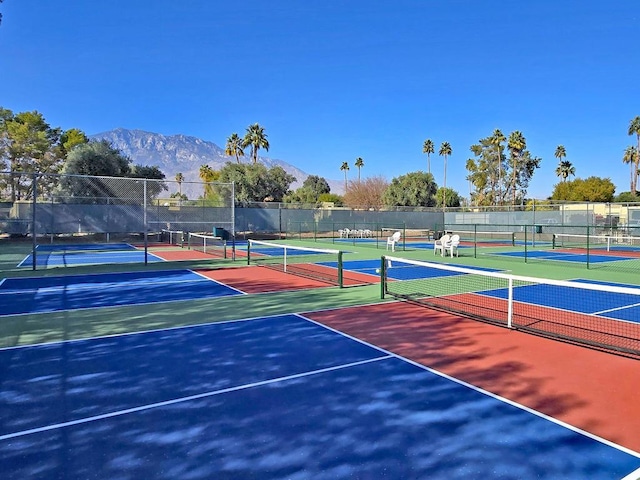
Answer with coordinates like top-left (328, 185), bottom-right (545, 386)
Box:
top-left (434, 234), bottom-right (450, 256)
top-left (386, 231), bottom-right (402, 251)
top-left (445, 234), bottom-right (460, 257)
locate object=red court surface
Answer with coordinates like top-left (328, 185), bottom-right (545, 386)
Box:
top-left (307, 302), bottom-right (640, 454)
top-left (151, 249), bottom-right (227, 261)
top-left (196, 266), bottom-right (334, 293)
top-left (197, 265), bottom-right (377, 293)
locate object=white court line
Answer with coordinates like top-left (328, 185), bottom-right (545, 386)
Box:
top-left (297, 312), bottom-right (640, 459)
top-left (621, 466), bottom-right (640, 480)
top-left (0, 355), bottom-right (391, 441)
top-left (188, 269), bottom-right (246, 295)
top-left (594, 302), bottom-right (640, 316)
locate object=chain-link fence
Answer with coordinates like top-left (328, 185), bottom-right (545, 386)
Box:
top-left (0, 172), bottom-right (235, 269)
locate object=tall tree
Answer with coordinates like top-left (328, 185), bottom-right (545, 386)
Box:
top-left (435, 186), bottom-right (461, 208)
top-left (340, 161), bottom-right (349, 191)
top-left (354, 157), bottom-right (364, 181)
top-left (175, 172), bottom-right (184, 203)
top-left (550, 176), bottom-right (615, 202)
top-left (242, 123), bottom-right (269, 164)
top-left (622, 146), bottom-right (639, 193)
top-left (506, 131), bottom-right (527, 205)
top-left (554, 144), bottom-right (566, 164)
top-left (4, 110), bottom-right (62, 200)
top-left (62, 140), bottom-right (131, 177)
top-left (422, 139), bottom-right (434, 174)
top-left (199, 164), bottom-right (222, 203)
top-left (467, 136), bottom-right (500, 206)
top-left (555, 160), bottom-right (575, 182)
top-left (438, 142), bottom-right (452, 210)
top-left (59, 128), bottom-right (89, 157)
top-left (383, 171), bottom-right (437, 207)
top-left (59, 140), bottom-right (132, 202)
top-left (217, 162), bottom-right (295, 204)
top-left (285, 175), bottom-right (330, 204)
top-left (130, 164), bottom-right (168, 202)
top-left (343, 176), bottom-right (389, 210)
top-left (490, 129), bottom-right (506, 204)
top-left (225, 133), bottom-right (244, 163)
top-left (628, 116), bottom-right (640, 195)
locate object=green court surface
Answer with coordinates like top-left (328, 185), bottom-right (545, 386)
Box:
top-left (1, 237), bottom-right (639, 348)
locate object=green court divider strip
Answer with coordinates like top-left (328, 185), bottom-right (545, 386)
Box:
top-left (0, 284), bottom-right (386, 348)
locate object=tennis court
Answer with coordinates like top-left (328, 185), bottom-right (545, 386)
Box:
top-left (18, 243), bottom-right (165, 268)
top-left (494, 249), bottom-right (633, 263)
top-left (0, 269), bottom-right (243, 316)
top-left (3, 236), bottom-right (640, 479)
top-left (2, 313), bottom-right (639, 479)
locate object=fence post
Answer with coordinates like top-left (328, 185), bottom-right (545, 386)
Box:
top-left (143, 179), bottom-right (148, 265)
top-left (31, 173), bottom-right (37, 271)
top-left (380, 256), bottom-right (386, 299)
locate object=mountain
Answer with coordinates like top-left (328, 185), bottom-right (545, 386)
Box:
top-left (90, 128), bottom-right (343, 196)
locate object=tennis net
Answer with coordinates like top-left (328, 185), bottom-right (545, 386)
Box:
top-left (161, 229), bottom-right (184, 247)
top-left (553, 233), bottom-right (640, 252)
top-left (247, 240), bottom-right (344, 287)
top-left (187, 232), bottom-right (227, 258)
top-left (452, 230), bottom-right (516, 247)
top-left (381, 255), bottom-right (640, 357)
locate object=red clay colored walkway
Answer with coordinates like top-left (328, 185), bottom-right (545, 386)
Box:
top-left (307, 302), bottom-right (640, 454)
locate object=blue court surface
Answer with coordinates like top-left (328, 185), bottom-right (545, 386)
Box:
top-left (1, 313), bottom-right (638, 479)
top-left (477, 278), bottom-right (640, 323)
top-left (19, 246), bottom-right (165, 268)
top-left (35, 242), bottom-right (138, 252)
top-left (320, 258), bottom-right (499, 280)
top-left (0, 269), bottom-right (242, 316)
top-left (493, 250), bottom-right (631, 263)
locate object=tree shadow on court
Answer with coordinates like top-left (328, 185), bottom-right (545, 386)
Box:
top-left (304, 302), bottom-right (640, 453)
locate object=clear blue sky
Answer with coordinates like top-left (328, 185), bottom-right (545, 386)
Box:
top-left (1, 0), bottom-right (638, 198)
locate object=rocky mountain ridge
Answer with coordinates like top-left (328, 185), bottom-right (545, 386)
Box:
top-left (90, 128), bottom-right (343, 196)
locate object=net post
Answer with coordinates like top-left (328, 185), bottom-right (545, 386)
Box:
top-left (586, 225), bottom-right (590, 269)
top-left (283, 246), bottom-right (288, 272)
top-left (473, 224), bottom-right (477, 258)
top-left (507, 277), bottom-right (514, 328)
top-left (247, 240), bottom-right (251, 265)
top-left (380, 256), bottom-right (386, 299)
top-left (552, 233), bottom-right (556, 249)
top-left (511, 231), bottom-right (516, 247)
top-left (337, 251), bottom-right (344, 288)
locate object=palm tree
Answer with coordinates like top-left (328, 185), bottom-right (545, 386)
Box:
top-left (242, 123), bottom-right (269, 164)
top-left (354, 157), bottom-right (364, 181)
top-left (225, 133), bottom-right (244, 163)
top-left (628, 116), bottom-right (640, 194)
top-left (438, 142), bottom-right (452, 209)
top-left (422, 139), bottom-right (434, 174)
top-left (554, 145), bottom-right (569, 182)
top-left (623, 146), bottom-right (639, 193)
top-left (555, 160), bottom-right (575, 182)
top-left (199, 164), bottom-right (219, 201)
top-left (554, 145), bottom-right (566, 163)
top-left (340, 161), bottom-right (349, 191)
top-left (507, 131), bottom-right (526, 205)
top-left (175, 172), bottom-right (184, 205)
top-left (490, 129), bottom-right (506, 204)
